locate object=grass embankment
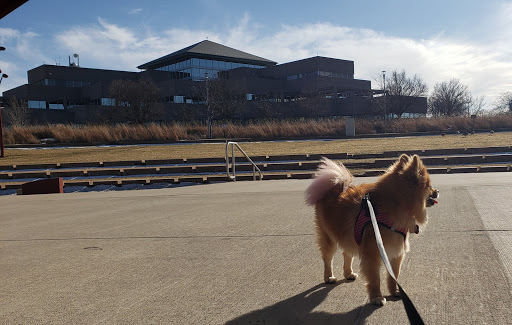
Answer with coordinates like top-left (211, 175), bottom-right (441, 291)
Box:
top-left (3, 115), bottom-right (512, 145)
top-left (1, 132), bottom-right (510, 167)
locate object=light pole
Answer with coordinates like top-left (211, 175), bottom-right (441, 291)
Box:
top-left (382, 70), bottom-right (387, 131)
top-left (205, 72), bottom-right (212, 139)
top-left (0, 45), bottom-right (6, 158)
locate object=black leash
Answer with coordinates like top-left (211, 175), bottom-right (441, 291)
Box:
top-left (364, 194), bottom-right (425, 325)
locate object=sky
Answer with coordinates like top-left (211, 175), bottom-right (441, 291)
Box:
top-left (1, 0), bottom-right (511, 108)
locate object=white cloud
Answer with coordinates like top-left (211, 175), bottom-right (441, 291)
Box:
top-left (129, 8), bottom-right (142, 14)
top-left (220, 21), bottom-right (512, 102)
top-left (0, 28), bottom-right (53, 92)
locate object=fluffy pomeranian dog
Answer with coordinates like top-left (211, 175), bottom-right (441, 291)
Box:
top-left (305, 154), bottom-right (439, 305)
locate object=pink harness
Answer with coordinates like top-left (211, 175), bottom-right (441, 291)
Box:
top-left (354, 194), bottom-right (407, 245)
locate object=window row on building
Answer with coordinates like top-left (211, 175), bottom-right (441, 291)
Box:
top-left (287, 70), bottom-right (354, 81)
top-left (32, 78), bottom-right (94, 88)
top-left (155, 58), bottom-right (266, 80)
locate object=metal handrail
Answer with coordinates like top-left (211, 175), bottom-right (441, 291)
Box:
top-left (225, 142), bottom-right (262, 181)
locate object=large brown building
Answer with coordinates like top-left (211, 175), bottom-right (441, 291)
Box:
top-left (3, 40), bottom-right (427, 123)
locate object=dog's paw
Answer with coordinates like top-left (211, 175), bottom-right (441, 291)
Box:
top-left (324, 276), bottom-right (337, 284)
top-left (344, 272), bottom-right (358, 281)
top-left (370, 296), bottom-right (387, 306)
top-left (391, 289), bottom-right (401, 297)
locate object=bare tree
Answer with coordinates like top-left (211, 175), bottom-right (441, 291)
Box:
top-left (470, 95), bottom-right (486, 116)
top-left (206, 78), bottom-right (244, 119)
top-left (255, 92), bottom-right (281, 119)
top-left (193, 77), bottom-right (245, 136)
top-left (428, 79), bottom-right (481, 116)
top-left (4, 96), bottom-right (30, 126)
top-left (493, 91), bottom-right (512, 114)
top-left (372, 70), bottom-right (428, 118)
top-left (300, 92), bottom-right (329, 118)
top-left (109, 78), bottom-right (161, 123)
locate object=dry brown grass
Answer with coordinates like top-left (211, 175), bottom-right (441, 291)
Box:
top-left (3, 115), bottom-right (511, 145)
top-left (1, 132), bottom-right (510, 166)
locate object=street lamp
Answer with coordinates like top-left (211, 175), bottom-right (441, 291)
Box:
top-left (0, 45), bottom-right (7, 157)
top-left (382, 70), bottom-right (387, 131)
top-left (0, 73), bottom-right (7, 158)
top-left (205, 72), bottom-right (212, 139)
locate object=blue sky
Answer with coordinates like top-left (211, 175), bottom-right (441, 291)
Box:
top-left (1, 0), bottom-right (511, 107)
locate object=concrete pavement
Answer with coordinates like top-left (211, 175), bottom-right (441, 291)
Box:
top-left (1, 173), bottom-right (511, 324)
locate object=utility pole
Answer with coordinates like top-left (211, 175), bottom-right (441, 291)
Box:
top-left (382, 70), bottom-right (387, 132)
top-left (0, 104), bottom-right (4, 158)
top-left (205, 73), bottom-right (212, 139)
top-left (0, 46), bottom-right (7, 157)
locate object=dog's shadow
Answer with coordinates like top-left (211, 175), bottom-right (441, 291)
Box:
top-left (225, 280), bottom-right (386, 324)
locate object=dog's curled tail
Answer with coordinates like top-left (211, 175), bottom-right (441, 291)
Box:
top-left (305, 158), bottom-right (354, 206)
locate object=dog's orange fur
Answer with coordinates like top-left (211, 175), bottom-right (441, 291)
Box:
top-left (305, 154), bottom-right (438, 305)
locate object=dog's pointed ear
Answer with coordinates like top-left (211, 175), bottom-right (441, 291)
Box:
top-left (391, 154), bottom-right (410, 172)
top-left (398, 154), bottom-right (410, 166)
top-left (405, 154), bottom-right (425, 175)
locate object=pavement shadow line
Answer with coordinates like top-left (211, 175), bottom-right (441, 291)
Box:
top-left (225, 281), bottom-right (379, 325)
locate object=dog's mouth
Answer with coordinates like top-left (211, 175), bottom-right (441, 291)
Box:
top-left (426, 197), bottom-right (438, 207)
top-left (426, 189), bottom-right (439, 207)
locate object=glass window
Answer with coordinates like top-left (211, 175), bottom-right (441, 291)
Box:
top-left (101, 98), bottom-right (116, 106)
top-left (49, 103), bottom-right (64, 109)
top-left (28, 100), bottom-right (46, 109)
top-left (174, 96), bottom-right (184, 103)
top-left (192, 58), bottom-right (199, 66)
top-left (199, 59), bottom-right (206, 67)
top-left (192, 68), bottom-right (200, 78)
top-left (219, 61), bottom-right (226, 69)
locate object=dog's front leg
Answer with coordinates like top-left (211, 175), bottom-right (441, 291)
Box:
top-left (360, 243), bottom-right (386, 305)
top-left (387, 254), bottom-right (404, 297)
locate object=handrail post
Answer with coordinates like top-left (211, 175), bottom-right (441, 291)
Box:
top-left (225, 141), bottom-right (262, 181)
top-left (232, 143), bottom-right (235, 180)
